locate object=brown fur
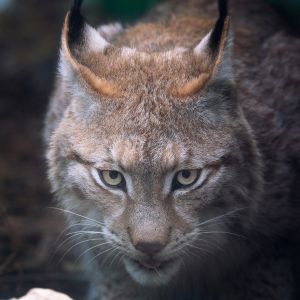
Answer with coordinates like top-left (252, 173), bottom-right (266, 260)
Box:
top-left (45, 0), bottom-right (300, 299)
top-left (62, 12), bottom-right (122, 98)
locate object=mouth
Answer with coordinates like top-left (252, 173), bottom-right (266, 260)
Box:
top-left (132, 257), bottom-right (175, 271)
top-left (123, 256), bottom-right (181, 286)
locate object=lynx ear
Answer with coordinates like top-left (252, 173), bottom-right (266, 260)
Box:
top-left (59, 0), bottom-right (121, 98)
top-left (172, 0), bottom-right (232, 98)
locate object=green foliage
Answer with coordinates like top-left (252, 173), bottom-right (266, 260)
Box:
top-left (86, 0), bottom-right (159, 21)
top-left (85, 0), bottom-right (300, 28)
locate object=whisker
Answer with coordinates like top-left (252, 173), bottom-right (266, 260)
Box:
top-left (100, 245), bottom-right (119, 266)
top-left (198, 230), bottom-right (248, 240)
top-left (185, 243), bottom-right (212, 255)
top-left (59, 238), bottom-right (102, 264)
top-left (54, 222), bottom-right (96, 244)
top-left (66, 230), bottom-right (104, 236)
top-left (194, 237), bottom-right (223, 251)
top-left (170, 240), bottom-right (202, 258)
top-left (48, 207), bottom-right (104, 226)
top-left (54, 230), bottom-right (108, 255)
top-left (54, 232), bottom-right (85, 255)
top-left (88, 246), bottom-right (117, 264)
top-left (179, 246), bottom-right (202, 260)
top-left (197, 207), bottom-right (247, 228)
top-left (116, 253), bottom-right (126, 266)
top-left (58, 221), bottom-right (101, 236)
top-left (75, 241), bottom-right (113, 263)
top-left (108, 247), bottom-right (122, 267)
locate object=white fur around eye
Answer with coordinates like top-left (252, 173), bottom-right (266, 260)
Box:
top-left (171, 168), bottom-right (210, 195)
top-left (91, 168), bottom-right (103, 186)
top-left (91, 168), bottom-right (126, 197)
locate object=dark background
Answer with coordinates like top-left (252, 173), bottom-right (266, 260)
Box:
top-left (0, 0), bottom-right (299, 299)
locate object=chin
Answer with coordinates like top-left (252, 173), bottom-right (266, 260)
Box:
top-left (123, 257), bottom-right (181, 286)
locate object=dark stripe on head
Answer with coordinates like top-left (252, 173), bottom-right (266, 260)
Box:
top-left (209, 0), bottom-right (229, 55)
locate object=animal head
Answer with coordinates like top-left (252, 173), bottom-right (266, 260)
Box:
top-left (47, 0), bottom-right (262, 286)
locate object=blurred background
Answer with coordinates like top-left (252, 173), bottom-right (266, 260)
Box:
top-left (0, 0), bottom-right (299, 299)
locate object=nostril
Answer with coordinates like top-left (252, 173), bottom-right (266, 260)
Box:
top-left (134, 241), bottom-right (165, 255)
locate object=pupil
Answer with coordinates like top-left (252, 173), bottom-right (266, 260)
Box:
top-left (109, 171), bottom-right (119, 179)
top-left (181, 170), bottom-right (191, 178)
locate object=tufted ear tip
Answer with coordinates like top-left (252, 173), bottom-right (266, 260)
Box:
top-left (208, 0), bottom-right (229, 55)
top-left (59, 1), bottom-right (121, 98)
top-left (194, 0), bottom-right (229, 57)
top-left (218, 0), bottom-right (228, 18)
top-left (71, 0), bottom-right (83, 12)
top-left (67, 1), bottom-right (85, 47)
top-left (172, 0), bottom-right (232, 98)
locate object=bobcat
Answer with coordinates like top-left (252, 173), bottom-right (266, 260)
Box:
top-left (45, 0), bottom-right (300, 299)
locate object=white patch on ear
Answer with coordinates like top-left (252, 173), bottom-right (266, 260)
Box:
top-left (194, 31), bottom-right (211, 56)
top-left (58, 49), bottom-right (74, 81)
top-left (58, 49), bottom-right (98, 107)
top-left (58, 23), bottom-right (111, 90)
top-left (97, 22), bottom-right (123, 41)
top-left (58, 50), bottom-right (86, 100)
top-left (84, 23), bottom-right (110, 52)
top-left (193, 30), bottom-right (234, 81)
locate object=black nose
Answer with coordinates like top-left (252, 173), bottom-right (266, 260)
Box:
top-left (134, 241), bottom-right (165, 255)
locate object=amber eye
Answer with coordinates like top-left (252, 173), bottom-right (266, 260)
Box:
top-left (98, 170), bottom-right (125, 189)
top-left (172, 169), bottom-right (200, 191)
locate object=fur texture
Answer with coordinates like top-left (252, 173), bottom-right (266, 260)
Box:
top-left (45, 0), bottom-right (300, 299)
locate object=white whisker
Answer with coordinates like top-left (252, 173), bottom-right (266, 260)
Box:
top-left (54, 222), bottom-right (97, 244)
top-left (66, 230), bottom-right (104, 236)
top-left (54, 230), bottom-right (107, 255)
top-left (59, 238), bottom-right (102, 263)
top-left (108, 247), bottom-right (122, 267)
top-left (88, 246), bottom-right (117, 264)
top-left (198, 230), bottom-right (248, 240)
top-left (197, 207), bottom-right (246, 228)
top-left (117, 253), bottom-right (126, 266)
top-left (48, 207), bottom-right (104, 226)
top-left (185, 243), bottom-right (212, 255)
top-left (75, 241), bottom-right (113, 263)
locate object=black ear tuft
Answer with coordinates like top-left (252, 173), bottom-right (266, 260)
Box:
top-left (217, 0), bottom-right (228, 20)
top-left (209, 0), bottom-right (229, 55)
top-left (72, 0), bottom-right (83, 12)
top-left (68, 0), bottom-right (85, 46)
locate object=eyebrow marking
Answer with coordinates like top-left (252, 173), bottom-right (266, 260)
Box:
top-left (68, 151), bottom-right (92, 165)
top-left (69, 151), bottom-right (115, 167)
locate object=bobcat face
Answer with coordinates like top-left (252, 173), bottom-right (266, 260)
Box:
top-left (47, 1), bottom-right (262, 286)
top-left (49, 97), bottom-right (260, 285)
